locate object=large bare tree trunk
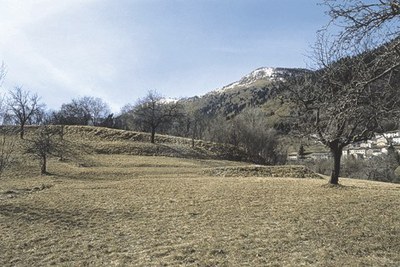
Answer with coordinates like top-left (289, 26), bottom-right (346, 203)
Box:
top-left (329, 144), bottom-right (343, 185)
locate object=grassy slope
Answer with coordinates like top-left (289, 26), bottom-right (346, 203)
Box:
top-left (0, 127), bottom-right (400, 266)
top-left (60, 125), bottom-right (261, 163)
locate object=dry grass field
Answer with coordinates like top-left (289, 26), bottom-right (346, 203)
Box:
top-left (1, 127), bottom-right (400, 266)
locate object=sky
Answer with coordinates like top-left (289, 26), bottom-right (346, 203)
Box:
top-left (0, 0), bottom-right (328, 113)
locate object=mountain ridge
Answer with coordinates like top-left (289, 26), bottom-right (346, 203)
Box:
top-left (181, 66), bottom-right (310, 119)
top-left (214, 67), bottom-right (310, 93)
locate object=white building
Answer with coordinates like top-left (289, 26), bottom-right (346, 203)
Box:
top-left (383, 130), bottom-right (400, 139)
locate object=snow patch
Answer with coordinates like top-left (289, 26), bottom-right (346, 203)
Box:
top-left (158, 98), bottom-right (178, 104)
top-left (216, 67), bottom-right (283, 93)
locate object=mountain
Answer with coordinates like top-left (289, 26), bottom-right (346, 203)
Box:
top-left (215, 67), bottom-right (304, 93)
top-left (181, 67), bottom-right (309, 118)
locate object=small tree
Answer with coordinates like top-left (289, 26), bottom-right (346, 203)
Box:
top-left (132, 90), bottom-right (183, 143)
top-left (7, 87), bottom-right (44, 139)
top-left (25, 126), bottom-right (60, 175)
top-left (190, 109), bottom-right (205, 148)
top-left (298, 145), bottom-right (305, 160)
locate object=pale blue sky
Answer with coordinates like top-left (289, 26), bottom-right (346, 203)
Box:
top-left (0, 0), bottom-right (327, 112)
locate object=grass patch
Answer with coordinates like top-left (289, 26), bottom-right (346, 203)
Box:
top-left (61, 125), bottom-right (257, 162)
top-left (1, 126), bottom-right (400, 266)
top-left (1, 153), bottom-right (400, 266)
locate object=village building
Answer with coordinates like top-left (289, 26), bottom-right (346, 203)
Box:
top-left (290, 131), bottom-right (400, 161)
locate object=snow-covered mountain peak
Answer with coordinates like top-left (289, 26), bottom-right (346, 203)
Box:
top-left (248, 67), bottom-right (276, 79)
top-left (217, 67), bottom-right (286, 93)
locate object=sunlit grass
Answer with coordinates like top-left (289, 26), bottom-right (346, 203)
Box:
top-left (1, 126), bottom-right (399, 266)
top-left (1, 152), bottom-right (400, 266)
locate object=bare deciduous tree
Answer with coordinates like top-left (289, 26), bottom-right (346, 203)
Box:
top-left (25, 126), bottom-right (61, 175)
top-left (324, 0), bottom-right (400, 43)
top-left (284, 0), bottom-right (400, 184)
top-left (322, 0), bottom-right (400, 83)
top-left (81, 96), bottom-right (111, 126)
top-left (183, 107), bottom-right (206, 148)
top-left (7, 87), bottom-right (44, 139)
top-left (281, 35), bottom-right (400, 184)
top-left (280, 1), bottom-right (400, 184)
top-left (133, 90), bottom-right (183, 143)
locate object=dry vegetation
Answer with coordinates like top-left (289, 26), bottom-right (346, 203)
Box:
top-left (1, 126), bottom-right (400, 266)
top-left (204, 165), bottom-right (322, 179)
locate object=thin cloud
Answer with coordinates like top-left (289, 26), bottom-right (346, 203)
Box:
top-left (0, 0), bottom-right (327, 113)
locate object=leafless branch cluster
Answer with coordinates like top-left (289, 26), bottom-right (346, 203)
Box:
top-left (132, 90), bottom-right (183, 143)
top-left (279, 0), bottom-right (400, 184)
top-left (7, 86), bottom-right (44, 139)
top-left (324, 0), bottom-right (400, 44)
top-left (281, 32), bottom-right (400, 184)
top-left (24, 126), bottom-right (63, 175)
top-left (286, 70), bottom-right (398, 145)
top-left (321, 0), bottom-right (400, 84)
